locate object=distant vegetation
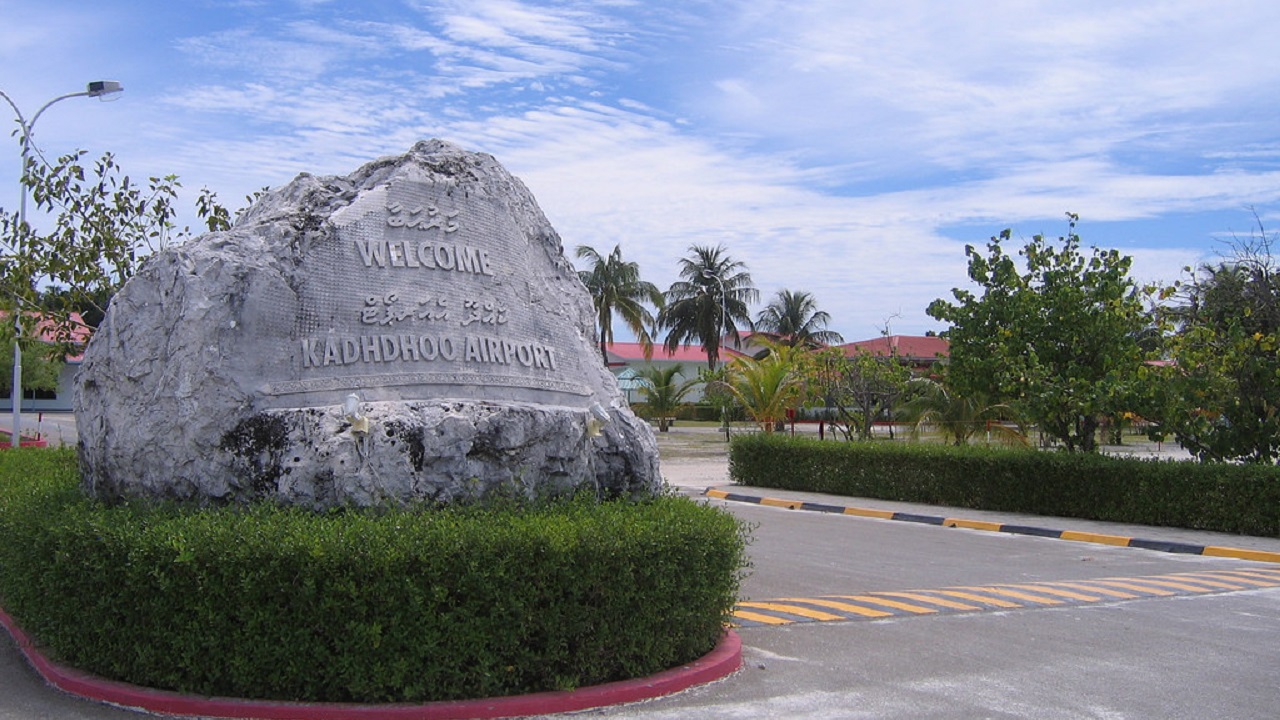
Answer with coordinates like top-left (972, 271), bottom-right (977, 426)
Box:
top-left (583, 210), bottom-right (1280, 464)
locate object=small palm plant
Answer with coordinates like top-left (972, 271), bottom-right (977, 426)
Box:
top-left (723, 340), bottom-right (805, 432)
top-left (897, 378), bottom-right (1028, 447)
top-left (635, 364), bottom-right (698, 432)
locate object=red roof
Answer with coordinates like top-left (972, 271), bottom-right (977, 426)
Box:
top-left (1, 312), bottom-right (91, 362)
top-left (604, 342), bottom-right (747, 365)
top-left (840, 335), bottom-right (949, 361)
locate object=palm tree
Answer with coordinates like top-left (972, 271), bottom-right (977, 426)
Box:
top-left (754, 289), bottom-right (844, 348)
top-left (635, 364), bottom-right (698, 432)
top-left (896, 377), bottom-right (1028, 447)
top-left (575, 244), bottom-right (664, 362)
top-left (658, 244), bottom-right (758, 369)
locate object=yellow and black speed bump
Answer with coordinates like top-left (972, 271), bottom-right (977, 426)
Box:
top-left (702, 488), bottom-right (1280, 564)
top-left (731, 567), bottom-right (1280, 627)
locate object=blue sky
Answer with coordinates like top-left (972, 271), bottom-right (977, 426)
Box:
top-left (4, 0), bottom-right (1280, 340)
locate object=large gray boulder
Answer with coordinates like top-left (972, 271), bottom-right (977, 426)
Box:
top-left (75, 140), bottom-right (661, 508)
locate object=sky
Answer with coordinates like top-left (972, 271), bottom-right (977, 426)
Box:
top-left (3, 0), bottom-right (1280, 342)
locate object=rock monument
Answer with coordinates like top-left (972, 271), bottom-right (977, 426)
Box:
top-left (75, 140), bottom-right (661, 508)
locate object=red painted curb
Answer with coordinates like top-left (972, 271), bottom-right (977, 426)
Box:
top-left (1, 606), bottom-right (741, 719)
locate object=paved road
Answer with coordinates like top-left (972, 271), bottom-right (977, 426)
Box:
top-left (2, 429), bottom-right (1278, 719)
top-left (547, 487), bottom-right (1280, 719)
top-left (4, 412), bottom-right (77, 448)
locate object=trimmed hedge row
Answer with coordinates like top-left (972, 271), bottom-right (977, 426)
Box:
top-left (0, 448), bottom-right (748, 703)
top-left (729, 434), bottom-right (1280, 537)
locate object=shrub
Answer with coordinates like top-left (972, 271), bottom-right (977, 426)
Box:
top-left (729, 434), bottom-right (1280, 537)
top-left (0, 448), bottom-right (748, 703)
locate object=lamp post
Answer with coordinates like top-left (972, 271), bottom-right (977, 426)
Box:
top-left (2, 81), bottom-right (123, 447)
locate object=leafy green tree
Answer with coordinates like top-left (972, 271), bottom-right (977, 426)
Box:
top-left (574, 244), bottom-right (664, 362)
top-left (659, 244), bottom-right (758, 370)
top-left (799, 346), bottom-right (911, 441)
top-left (0, 334), bottom-right (62, 399)
top-left (0, 144), bottom-right (233, 434)
top-left (723, 340), bottom-right (804, 431)
top-left (753, 289), bottom-right (844, 348)
top-left (1, 149), bottom-right (228, 354)
top-left (634, 364), bottom-right (698, 432)
top-left (927, 215), bottom-right (1152, 452)
top-left (1147, 220), bottom-right (1280, 462)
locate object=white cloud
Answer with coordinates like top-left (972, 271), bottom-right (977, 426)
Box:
top-left (689, 1), bottom-right (1280, 179)
top-left (5, 0), bottom-right (1280, 340)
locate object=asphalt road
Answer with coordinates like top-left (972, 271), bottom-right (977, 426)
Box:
top-left (555, 494), bottom-right (1280, 719)
top-left (2, 426), bottom-right (1277, 719)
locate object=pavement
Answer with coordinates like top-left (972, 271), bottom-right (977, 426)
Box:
top-left (693, 484), bottom-right (1280, 560)
top-left (1, 421), bottom-right (1277, 718)
top-left (2, 412), bottom-right (77, 448)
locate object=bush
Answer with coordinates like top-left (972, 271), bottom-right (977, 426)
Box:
top-left (729, 434), bottom-right (1280, 537)
top-left (0, 449), bottom-right (748, 703)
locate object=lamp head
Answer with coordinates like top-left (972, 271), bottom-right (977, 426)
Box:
top-left (86, 80), bottom-right (123, 98)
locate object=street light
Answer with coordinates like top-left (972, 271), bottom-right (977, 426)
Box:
top-left (2, 81), bottom-right (123, 447)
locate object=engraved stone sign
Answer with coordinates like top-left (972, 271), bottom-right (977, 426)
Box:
top-left (75, 141), bottom-right (661, 508)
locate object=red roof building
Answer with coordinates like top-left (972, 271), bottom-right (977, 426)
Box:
top-left (1, 312), bottom-right (91, 412)
top-left (602, 341), bottom-right (748, 368)
top-left (601, 341), bottom-right (749, 404)
top-left (840, 334), bottom-right (949, 372)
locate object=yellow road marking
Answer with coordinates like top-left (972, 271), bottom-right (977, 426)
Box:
top-left (732, 568), bottom-right (1280, 628)
top-left (1049, 581), bottom-right (1139, 599)
top-left (944, 518), bottom-right (1003, 532)
top-left (829, 595), bottom-right (938, 614)
top-left (1214, 569), bottom-right (1280, 584)
top-left (1090, 580), bottom-right (1176, 596)
top-left (873, 591), bottom-right (982, 611)
top-left (1118, 577), bottom-right (1225, 593)
top-left (760, 497), bottom-right (804, 510)
top-left (953, 586), bottom-right (1064, 605)
top-left (1195, 573), bottom-right (1277, 587)
top-left (1059, 530), bottom-right (1132, 546)
top-left (795, 598), bottom-right (894, 618)
top-left (932, 589), bottom-right (1022, 608)
top-left (1004, 583), bottom-right (1104, 602)
top-left (736, 601), bottom-right (844, 622)
top-left (843, 507), bottom-right (896, 520)
top-left (1202, 547), bottom-right (1280, 563)
top-left (732, 610), bottom-right (793, 626)
top-left (1165, 574), bottom-right (1250, 590)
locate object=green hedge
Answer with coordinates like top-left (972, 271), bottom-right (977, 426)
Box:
top-left (0, 448), bottom-right (747, 703)
top-left (729, 434), bottom-right (1280, 537)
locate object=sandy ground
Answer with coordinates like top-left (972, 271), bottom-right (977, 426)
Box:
top-left (651, 426), bottom-right (735, 491)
